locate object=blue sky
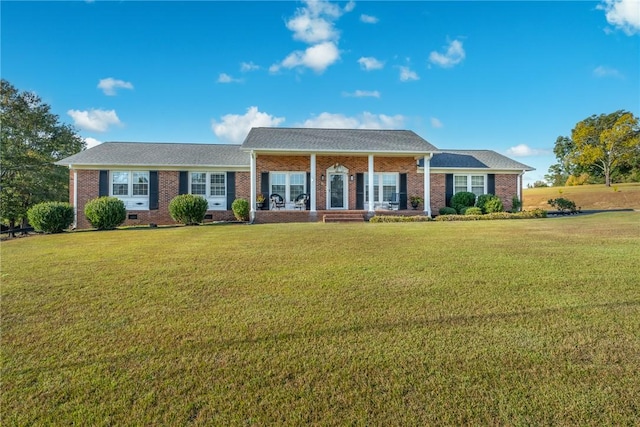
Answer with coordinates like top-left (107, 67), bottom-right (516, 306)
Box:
top-left (2, 1), bottom-right (638, 185)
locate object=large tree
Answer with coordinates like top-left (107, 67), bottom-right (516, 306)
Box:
top-left (570, 110), bottom-right (639, 187)
top-left (1, 79), bottom-right (84, 233)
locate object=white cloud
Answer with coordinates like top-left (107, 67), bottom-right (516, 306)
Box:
top-left (217, 73), bottom-right (242, 83)
top-left (593, 65), bottom-right (623, 78)
top-left (429, 39), bottom-right (466, 68)
top-left (360, 14), bottom-right (379, 24)
top-left (211, 106), bottom-right (285, 144)
top-left (344, 1), bottom-right (356, 13)
top-left (358, 56), bottom-right (384, 70)
top-left (598, 0), bottom-right (640, 35)
top-left (240, 61), bottom-right (260, 72)
top-left (398, 66), bottom-right (419, 82)
top-left (84, 137), bottom-right (102, 149)
top-left (67, 109), bottom-right (121, 132)
top-left (506, 144), bottom-right (546, 157)
top-left (430, 117), bottom-right (443, 128)
top-left (298, 112), bottom-right (405, 129)
top-left (97, 77), bottom-right (133, 96)
top-left (342, 90), bottom-right (381, 98)
top-left (279, 41), bottom-right (340, 73)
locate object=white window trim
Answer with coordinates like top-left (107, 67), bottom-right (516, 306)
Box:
top-left (189, 172), bottom-right (227, 210)
top-left (270, 171), bottom-right (306, 209)
top-left (453, 174), bottom-right (487, 196)
top-left (364, 172), bottom-right (399, 207)
top-left (110, 171), bottom-right (150, 210)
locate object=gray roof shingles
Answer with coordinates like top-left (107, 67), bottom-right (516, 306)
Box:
top-left (241, 127), bottom-right (438, 153)
top-left (429, 150), bottom-right (534, 171)
top-left (56, 142), bottom-right (250, 167)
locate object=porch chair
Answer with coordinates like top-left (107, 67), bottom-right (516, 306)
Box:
top-left (270, 193), bottom-right (286, 210)
top-left (388, 193), bottom-right (400, 210)
top-left (294, 193), bottom-right (308, 210)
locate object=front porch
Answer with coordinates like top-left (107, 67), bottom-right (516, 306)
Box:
top-left (251, 209), bottom-right (428, 224)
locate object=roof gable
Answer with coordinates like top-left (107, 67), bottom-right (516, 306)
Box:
top-left (241, 127), bottom-right (437, 153)
top-left (428, 150), bottom-right (534, 171)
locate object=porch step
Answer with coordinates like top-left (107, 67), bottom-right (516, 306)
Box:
top-left (323, 213), bottom-right (365, 223)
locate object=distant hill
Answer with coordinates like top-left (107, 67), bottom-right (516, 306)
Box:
top-left (523, 183), bottom-right (640, 211)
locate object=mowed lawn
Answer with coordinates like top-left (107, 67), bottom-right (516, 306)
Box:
top-left (2, 212), bottom-right (639, 425)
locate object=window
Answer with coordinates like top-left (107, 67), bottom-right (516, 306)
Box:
top-left (454, 174), bottom-right (486, 196)
top-left (111, 171), bottom-right (149, 197)
top-left (270, 172), bottom-right (306, 204)
top-left (364, 173), bottom-right (398, 204)
top-left (190, 172), bottom-right (226, 197)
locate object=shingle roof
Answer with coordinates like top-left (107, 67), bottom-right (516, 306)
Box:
top-left (241, 127), bottom-right (437, 153)
top-left (56, 142), bottom-right (250, 167)
top-left (427, 150), bottom-right (534, 171)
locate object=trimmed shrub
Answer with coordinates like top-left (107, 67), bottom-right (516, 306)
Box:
top-left (369, 215), bottom-right (431, 223)
top-left (475, 194), bottom-right (493, 213)
top-left (450, 191), bottom-right (476, 214)
top-left (169, 194), bottom-right (208, 225)
top-left (484, 196), bottom-right (504, 213)
top-left (547, 198), bottom-right (577, 213)
top-left (439, 207), bottom-right (457, 215)
top-left (465, 207), bottom-right (483, 215)
top-left (27, 202), bottom-right (74, 233)
top-left (511, 196), bottom-right (522, 213)
top-left (84, 197), bottom-right (126, 230)
top-left (435, 209), bottom-right (547, 221)
top-left (231, 198), bottom-right (250, 221)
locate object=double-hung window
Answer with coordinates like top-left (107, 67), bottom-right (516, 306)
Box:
top-left (454, 174), bottom-right (486, 197)
top-left (270, 172), bottom-right (306, 206)
top-left (189, 172), bottom-right (227, 210)
top-left (110, 171), bottom-right (150, 209)
top-left (364, 173), bottom-right (398, 205)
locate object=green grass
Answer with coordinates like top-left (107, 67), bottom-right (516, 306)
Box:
top-left (2, 213), bottom-right (640, 425)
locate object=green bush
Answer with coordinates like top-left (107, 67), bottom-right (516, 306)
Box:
top-left (84, 197), bottom-right (126, 230)
top-left (439, 207), bottom-right (457, 215)
top-left (435, 209), bottom-right (547, 221)
top-left (27, 202), bottom-right (74, 233)
top-left (465, 207), bottom-right (483, 215)
top-left (511, 196), bottom-right (522, 213)
top-left (169, 194), bottom-right (208, 225)
top-left (547, 198), bottom-right (577, 213)
top-left (450, 191), bottom-right (476, 213)
top-left (231, 198), bottom-right (250, 221)
top-left (484, 196), bottom-right (504, 213)
top-left (475, 194), bottom-right (493, 213)
top-left (369, 215), bottom-right (431, 223)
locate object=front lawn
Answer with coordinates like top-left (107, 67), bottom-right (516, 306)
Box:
top-left (2, 212), bottom-right (639, 425)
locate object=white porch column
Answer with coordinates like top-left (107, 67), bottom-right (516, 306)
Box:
top-left (423, 154), bottom-right (432, 217)
top-left (517, 171), bottom-right (524, 211)
top-left (368, 154), bottom-right (375, 213)
top-left (250, 151), bottom-right (257, 222)
top-left (310, 153), bottom-right (317, 212)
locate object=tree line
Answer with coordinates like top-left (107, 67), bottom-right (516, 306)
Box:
top-left (544, 110), bottom-right (640, 187)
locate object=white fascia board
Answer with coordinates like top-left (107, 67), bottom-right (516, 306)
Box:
top-left (249, 149), bottom-right (435, 157)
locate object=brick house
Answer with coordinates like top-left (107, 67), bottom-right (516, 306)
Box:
top-left (56, 127), bottom-right (533, 228)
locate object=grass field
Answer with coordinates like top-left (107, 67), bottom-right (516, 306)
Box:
top-left (2, 212), bottom-right (639, 425)
top-left (523, 182), bottom-right (640, 211)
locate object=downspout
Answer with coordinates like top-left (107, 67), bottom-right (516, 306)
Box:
top-left (423, 153), bottom-right (433, 217)
top-left (249, 151), bottom-right (257, 223)
top-left (517, 170), bottom-right (524, 211)
top-left (72, 168), bottom-right (78, 229)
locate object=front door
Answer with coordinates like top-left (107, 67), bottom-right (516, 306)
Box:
top-left (329, 173), bottom-right (347, 209)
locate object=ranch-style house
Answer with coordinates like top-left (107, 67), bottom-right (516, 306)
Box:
top-left (56, 127), bottom-right (534, 228)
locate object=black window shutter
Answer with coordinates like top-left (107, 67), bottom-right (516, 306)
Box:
top-left (179, 171), bottom-right (189, 195)
top-left (445, 174), bottom-right (454, 207)
top-left (487, 174), bottom-right (495, 195)
top-left (306, 172), bottom-right (311, 210)
top-left (99, 170), bottom-right (109, 197)
top-left (356, 173), bottom-right (364, 210)
top-left (149, 171), bottom-right (159, 210)
top-left (226, 172), bottom-right (236, 210)
top-left (399, 173), bottom-right (408, 210)
top-left (260, 172), bottom-right (270, 210)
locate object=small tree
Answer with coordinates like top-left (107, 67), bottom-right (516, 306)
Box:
top-left (548, 198), bottom-right (577, 214)
top-left (169, 194), bottom-right (208, 225)
top-left (27, 201), bottom-right (74, 233)
top-left (84, 197), bottom-right (126, 229)
top-left (231, 198), bottom-right (249, 221)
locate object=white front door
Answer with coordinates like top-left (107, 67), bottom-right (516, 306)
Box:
top-left (328, 173), bottom-right (347, 209)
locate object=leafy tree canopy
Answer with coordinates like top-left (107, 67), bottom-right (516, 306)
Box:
top-left (1, 79), bottom-right (84, 231)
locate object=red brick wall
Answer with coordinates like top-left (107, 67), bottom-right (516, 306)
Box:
top-left (72, 169), bottom-right (248, 229)
top-left (430, 173), bottom-right (446, 214)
